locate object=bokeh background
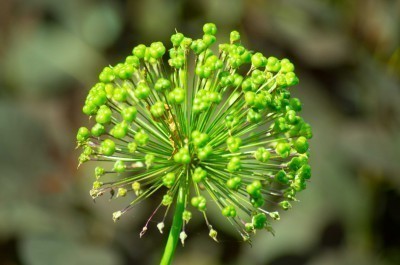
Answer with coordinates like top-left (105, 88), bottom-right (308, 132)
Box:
top-left (1, 0), bottom-right (399, 264)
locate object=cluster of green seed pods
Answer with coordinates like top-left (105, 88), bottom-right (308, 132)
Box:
top-left (77, 23), bottom-right (312, 243)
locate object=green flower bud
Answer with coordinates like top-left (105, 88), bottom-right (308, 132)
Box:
top-left (289, 98), bottom-right (302, 112)
top-left (168, 56), bottom-right (185, 69)
top-left (292, 175), bottom-right (306, 191)
top-left (135, 82), bottom-right (151, 100)
top-left (145, 154), bottom-right (154, 169)
top-left (150, 101), bottom-right (166, 118)
top-left (222, 205), bottom-right (236, 217)
top-left (227, 156), bottom-right (241, 172)
top-left (227, 176), bottom-right (242, 190)
top-left (82, 103), bottom-right (97, 116)
top-left (251, 52), bottom-right (267, 68)
top-left (110, 122), bottom-right (128, 139)
top-left (191, 130), bottom-right (207, 147)
top-left (203, 23), bottom-right (217, 35)
top-left (149, 42), bottom-right (166, 59)
top-left (242, 78), bottom-right (253, 92)
top-left (171, 33), bottom-right (185, 47)
top-left (96, 105), bottom-right (112, 124)
top-left (77, 127), bottom-right (90, 142)
top-left (191, 39), bottom-right (207, 54)
top-left (268, 211), bottom-right (280, 220)
top-left (191, 196), bottom-right (206, 211)
top-left (92, 180), bottom-right (103, 189)
top-left (113, 87), bottom-right (128, 102)
top-left (254, 147), bottom-right (271, 162)
top-left (230, 30), bottom-right (240, 43)
top-left (78, 153), bottom-right (90, 164)
top-left (127, 142), bottom-right (137, 153)
top-left (252, 213), bottom-right (267, 229)
top-left (249, 196), bottom-right (263, 207)
top-left (154, 78), bottom-right (171, 92)
top-left (285, 110), bottom-right (299, 125)
top-left (253, 93), bottom-right (267, 109)
top-left (174, 146), bottom-right (191, 164)
top-left (121, 106), bottom-right (137, 122)
top-left (245, 91), bottom-right (256, 106)
top-left (162, 194), bottom-right (173, 206)
top-left (195, 65), bottom-right (212, 78)
top-left (100, 139), bottom-right (116, 156)
top-left (132, 181), bottom-right (142, 196)
top-left (288, 157), bottom-right (303, 172)
top-left (91, 123), bottom-right (105, 137)
top-left (95, 166), bottom-right (105, 177)
top-left (113, 160), bottom-right (126, 173)
top-left (125, 55), bottom-right (140, 68)
top-left (251, 69), bottom-right (266, 85)
top-left (117, 188), bottom-right (127, 197)
top-left (279, 200), bottom-right (292, 210)
top-left (247, 108), bottom-right (262, 123)
top-left (182, 210), bottom-right (192, 223)
top-left (294, 136), bottom-right (309, 154)
top-left (99, 67), bottom-right (115, 83)
top-left (181, 37), bottom-right (192, 48)
top-left (133, 44), bottom-right (146, 59)
top-left (280, 58), bottom-right (295, 73)
top-left (266, 56), bottom-right (281, 72)
top-left (275, 142), bottom-right (291, 158)
top-left (197, 145), bottom-right (212, 160)
top-left (226, 136), bottom-right (242, 153)
top-left (168, 87), bottom-right (185, 104)
top-left (273, 117), bottom-right (289, 133)
top-left (134, 129), bottom-right (149, 146)
top-left (276, 74), bottom-right (287, 87)
top-left (203, 34), bottom-right (216, 46)
top-left (275, 170), bottom-right (289, 184)
top-left (299, 122), bottom-right (313, 139)
top-left (285, 72), bottom-right (299, 86)
top-left (225, 114), bottom-right (240, 129)
top-left (246, 180), bottom-right (262, 198)
top-left (116, 63), bottom-right (135, 79)
top-left (104, 83), bottom-right (114, 98)
top-left (245, 223), bottom-right (254, 232)
top-left (163, 172), bottom-right (176, 188)
top-left (297, 164), bottom-right (311, 180)
top-left (193, 167), bottom-right (207, 183)
top-left (209, 228), bottom-right (218, 242)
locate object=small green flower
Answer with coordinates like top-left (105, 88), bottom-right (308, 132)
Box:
top-left (77, 22), bottom-right (312, 264)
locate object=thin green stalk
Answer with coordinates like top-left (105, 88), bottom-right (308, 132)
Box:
top-left (160, 172), bottom-right (187, 265)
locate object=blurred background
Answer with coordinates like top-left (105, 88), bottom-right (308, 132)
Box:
top-left (0, 0), bottom-right (399, 264)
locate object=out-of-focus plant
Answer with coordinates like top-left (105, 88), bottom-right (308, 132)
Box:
top-left (76, 23), bottom-right (312, 265)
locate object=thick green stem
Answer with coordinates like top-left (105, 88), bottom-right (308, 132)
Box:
top-left (160, 178), bottom-right (186, 265)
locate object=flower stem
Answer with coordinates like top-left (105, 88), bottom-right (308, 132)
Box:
top-left (160, 175), bottom-right (186, 265)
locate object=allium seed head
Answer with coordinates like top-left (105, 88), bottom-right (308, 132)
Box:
top-left (77, 23), bottom-right (312, 243)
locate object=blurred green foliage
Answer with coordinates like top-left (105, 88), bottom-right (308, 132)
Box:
top-left (0, 0), bottom-right (399, 264)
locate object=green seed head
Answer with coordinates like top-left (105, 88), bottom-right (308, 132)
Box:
top-left (76, 23), bottom-right (312, 244)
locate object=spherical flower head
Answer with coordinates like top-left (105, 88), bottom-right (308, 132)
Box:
top-left (77, 23), bottom-right (312, 245)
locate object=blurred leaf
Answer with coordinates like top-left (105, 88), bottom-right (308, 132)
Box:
top-left (81, 3), bottom-right (122, 49)
top-left (20, 235), bottom-right (121, 265)
top-left (2, 24), bottom-right (104, 96)
top-left (0, 101), bottom-right (51, 191)
top-left (134, 0), bottom-right (179, 41)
